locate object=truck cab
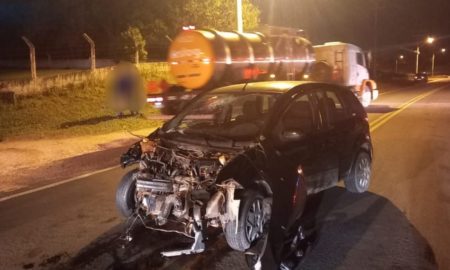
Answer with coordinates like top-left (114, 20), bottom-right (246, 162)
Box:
top-left (313, 42), bottom-right (378, 107)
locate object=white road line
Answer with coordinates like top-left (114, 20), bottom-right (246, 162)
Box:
top-left (0, 165), bottom-right (119, 203)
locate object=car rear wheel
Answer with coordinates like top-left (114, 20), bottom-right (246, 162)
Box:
top-left (225, 190), bottom-right (268, 252)
top-left (116, 169), bottom-right (138, 217)
top-left (344, 151), bottom-right (372, 193)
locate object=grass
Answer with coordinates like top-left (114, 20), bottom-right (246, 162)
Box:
top-left (0, 63), bottom-right (172, 140)
top-left (138, 62), bottom-right (176, 83)
top-left (0, 78), bottom-right (163, 141)
top-left (0, 69), bottom-right (83, 81)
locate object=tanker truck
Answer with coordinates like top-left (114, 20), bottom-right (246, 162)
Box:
top-left (147, 27), bottom-right (378, 114)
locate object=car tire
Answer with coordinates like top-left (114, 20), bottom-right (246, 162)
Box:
top-left (116, 169), bottom-right (138, 217)
top-left (344, 151), bottom-right (372, 193)
top-left (225, 190), bottom-right (267, 252)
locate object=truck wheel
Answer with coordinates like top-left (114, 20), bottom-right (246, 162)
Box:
top-left (116, 169), bottom-right (138, 217)
top-left (310, 62), bottom-right (332, 82)
top-left (225, 190), bottom-right (268, 251)
top-left (361, 85), bottom-right (372, 107)
top-left (344, 151), bottom-right (372, 193)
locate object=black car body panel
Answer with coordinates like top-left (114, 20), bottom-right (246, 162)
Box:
top-left (118, 81), bottom-right (372, 264)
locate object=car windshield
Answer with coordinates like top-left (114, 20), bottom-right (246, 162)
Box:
top-left (164, 92), bottom-right (279, 140)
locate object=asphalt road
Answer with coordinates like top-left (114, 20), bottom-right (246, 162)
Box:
top-left (0, 79), bottom-right (449, 270)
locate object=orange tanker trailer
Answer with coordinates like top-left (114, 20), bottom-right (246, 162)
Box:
top-left (148, 27), bottom-right (316, 114)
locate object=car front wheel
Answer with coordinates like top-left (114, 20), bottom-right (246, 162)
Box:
top-left (116, 169), bottom-right (138, 217)
top-left (224, 190), bottom-right (269, 252)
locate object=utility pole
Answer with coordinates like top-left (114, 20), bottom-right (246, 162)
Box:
top-left (21, 36), bottom-right (37, 81)
top-left (431, 53), bottom-right (435, 76)
top-left (135, 49), bottom-right (139, 65)
top-left (372, 0), bottom-right (379, 79)
top-left (415, 45), bottom-right (420, 74)
top-left (237, 0), bottom-right (243, 32)
top-left (83, 33), bottom-right (96, 71)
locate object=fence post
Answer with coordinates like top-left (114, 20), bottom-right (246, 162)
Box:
top-left (83, 33), bottom-right (96, 71)
top-left (21, 36), bottom-right (37, 81)
top-left (135, 50), bottom-right (139, 65)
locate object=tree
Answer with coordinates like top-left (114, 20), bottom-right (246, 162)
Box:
top-left (174, 0), bottom-right (260, 32)
top-left (121, 26), bottom-right (147, 64)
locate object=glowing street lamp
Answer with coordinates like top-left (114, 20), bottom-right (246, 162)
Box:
top-left (431, 48), bottom-right (446, 76)
top-left (415, 36), bottom-right (434, 74)
top-left (395, 54), bottom-right (404, 73)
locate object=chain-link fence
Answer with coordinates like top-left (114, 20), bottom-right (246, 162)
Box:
top-left (0, 62), bottom-right (170, 96)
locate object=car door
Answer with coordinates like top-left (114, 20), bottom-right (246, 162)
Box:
top-left (338, 88), bottom-right (370, 173)
top-left (312, 87), bottom-right (342, 188)
top-left (260, 89), bottom-right (325, 238)
top-left (265, 89), bottom-right (330, 196)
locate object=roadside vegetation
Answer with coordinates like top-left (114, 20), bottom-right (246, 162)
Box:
top-left (0, 69), bottom-right (167, 141)
top-left (0, 69), bottom-right (83, 81)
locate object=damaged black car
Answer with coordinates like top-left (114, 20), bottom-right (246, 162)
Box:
top-left (116, 81), bottom-right (373, 269)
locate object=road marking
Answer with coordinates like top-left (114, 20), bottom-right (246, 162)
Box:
top-left (369, 93), bottom-right (426, 127)
top-left (370, 86), bottom-right (444, 132)
top-left (377, 83), bottom-right (425, 97)
top-left (0, 165), bottom-right (119, 203)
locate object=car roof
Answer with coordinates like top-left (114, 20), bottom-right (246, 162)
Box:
top-left (210, 81), bottom-right (317, 94)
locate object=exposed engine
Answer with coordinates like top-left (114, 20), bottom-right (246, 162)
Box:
top-left (133, 139), bottom-right (238, 238)
top-left (118, 137), bottom-right (272, 259)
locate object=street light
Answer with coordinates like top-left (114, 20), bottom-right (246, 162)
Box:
top-left (395, 54), bottom-right (404, 73)
top-left (415, 36), bottom-right (434, 74)
top-left (431, 48), bottom-right (446, 76)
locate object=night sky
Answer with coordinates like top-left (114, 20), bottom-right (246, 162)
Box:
top-left (1, 0), bottom-right (449, 68)
top-left (257, 0), bottom-right (450, 70)
top-left (257, 0), bottom-right (450, 49)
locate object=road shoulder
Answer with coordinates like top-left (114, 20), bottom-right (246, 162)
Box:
top-left (0, 128), bottom-right (155, 198)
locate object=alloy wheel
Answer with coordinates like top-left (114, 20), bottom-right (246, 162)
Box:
top-left (246, 198), bottom-right (264, 242)
top-left (356, 156), bottom-right (371, 190)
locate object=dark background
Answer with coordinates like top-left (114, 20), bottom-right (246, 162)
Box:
top-left (1, 0), bottom-right (449, 72)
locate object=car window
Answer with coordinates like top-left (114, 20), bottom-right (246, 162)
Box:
top-left (280, 93), bottom-right (316, 135)
top-left (340, 89), bottom-right (366, 117)
top-left (315, 88), bottom-right (348, 128)
top-left (230, 94), bottom-right (276, 120)
top-left (356, 52), bottom-right (365, 67)
top-left (165, 92), bottom-right (280, 140)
